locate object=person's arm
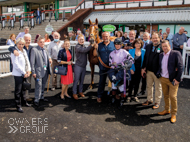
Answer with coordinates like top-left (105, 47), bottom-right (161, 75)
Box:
top-left (175, 52), bottom-right (183, 82)
top-left (75, 44), bottom-right (93, 53)
top-left (47, 43), bottom-right (52, 59)
top-left (30, 48), bottom-right (36, 75)
top-left (13, 55), bottom-right (26, 76)
top-left (57, 50), bottom-right (69, 65)
top-left (124, 50), bottom-right (135, 72)
top-left (173, 34), bottom-right (180, 47)
top-left (8, 46), bottom-right (16, 53)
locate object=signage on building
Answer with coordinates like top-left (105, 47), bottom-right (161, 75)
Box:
top-left (68, 27), bottom-right (73, 32)
top-left (45, 24), bottom-right (54, 35)
top-left (103, 25), bottom-right (116, 32)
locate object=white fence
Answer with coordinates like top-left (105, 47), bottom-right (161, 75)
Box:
top-left (182, 42), bottom-right (190, 79)
top-left (1, 42), bottom-right (190, 79)
top-left (0, 41), bottom-right (99, 78)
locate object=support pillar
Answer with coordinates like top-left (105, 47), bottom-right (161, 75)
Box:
top-left (55, 0), bottom-right (59, 19)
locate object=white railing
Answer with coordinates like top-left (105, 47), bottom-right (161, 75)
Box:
top-left (0, 41), bottom-right (99, 78)
top-left (182, 42), bottom-right (190, 79)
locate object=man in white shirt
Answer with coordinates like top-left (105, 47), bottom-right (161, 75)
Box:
top-left (48, 32), bottom-right (63, 91)
top-left (16, 27), bottom-right (31, 40)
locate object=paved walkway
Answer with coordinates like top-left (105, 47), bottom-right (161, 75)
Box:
top-left (0, 73), bottom-right (190, 142)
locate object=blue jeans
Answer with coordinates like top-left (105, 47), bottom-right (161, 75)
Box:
top-left (36, 16), bottom-right (41, 24)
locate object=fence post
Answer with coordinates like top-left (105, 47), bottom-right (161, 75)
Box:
top-left (139, 1), bottom-right (141, 7)
top-left (62, 10), bottom-right (65, 21)
top-left (104, 3), bottom-right (105, 9)
top-left (167, 0), bottom-right (169, 5)
top-left (84, 0), bottom-right (85, 9)
top-left (126, 2), bottom-right (128, 8)
top-left (115, 2), bottom-right (116, 8)
top-left (182, 0), bottom-right (184, 5)
top-left (152, 0), bottom-right (154, 6)
top-left (93, 0), bottom-right (95, 9)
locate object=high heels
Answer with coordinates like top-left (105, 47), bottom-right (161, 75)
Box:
top-left (60, 95), bottom-right (65, 100)
top-left (64, 94), bottom-right (71, 98)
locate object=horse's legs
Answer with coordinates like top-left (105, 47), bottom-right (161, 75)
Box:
top-left (88, 63), bottom-right (94, 89)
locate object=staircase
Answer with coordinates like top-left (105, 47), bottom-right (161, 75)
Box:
top-left (0, 19), bottom-right (68, 43)
top-left (68, 9), bottom-right (85, 21)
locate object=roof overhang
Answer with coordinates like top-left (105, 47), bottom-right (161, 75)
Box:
top-left (0, 0), bottom-right (57, 6)
top-left (84, 9), bottom-right (190, 25)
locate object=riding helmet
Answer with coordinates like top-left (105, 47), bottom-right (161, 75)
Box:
top-left (114, 38), bottom-right (122, 45)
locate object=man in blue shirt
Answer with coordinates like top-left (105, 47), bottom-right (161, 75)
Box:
top-left (36, 8), bottom-right (41, 25)
top-left (93, 32), bottom-right (115, 103)
top-left (173, 27), bottom-right (187, 54)
top-left (166, 27), bottom-right (173, 49)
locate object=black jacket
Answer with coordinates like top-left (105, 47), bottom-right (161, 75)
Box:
top-left (8, 45), bottom-right (33, 61)
top-left (157, 50), bottom-right (183, 82)
top-left (142, 43), bottom-right (163, 75)
top-left (57, 48), bottom-right (72, 74)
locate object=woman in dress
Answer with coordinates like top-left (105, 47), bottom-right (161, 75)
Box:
top-left (127, 38), bottom-right (146, 102)
top-left (57, 39), bottom-right (73, 100)
top-left (11, 38), bottom-right (31, 113)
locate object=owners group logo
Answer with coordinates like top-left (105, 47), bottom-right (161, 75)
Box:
top-left (8, 118), bottom-right (48, 134)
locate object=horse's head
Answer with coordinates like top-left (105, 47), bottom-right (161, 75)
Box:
top-left (89, 18), bottom-right (99, 43)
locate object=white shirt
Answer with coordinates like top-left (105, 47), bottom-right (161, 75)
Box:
top-left (7, 39), bottom-right (15, 46)
top-left (11, 48), bottom-right (31, 76)
top-left (48, 41), bottom-right (63, 60)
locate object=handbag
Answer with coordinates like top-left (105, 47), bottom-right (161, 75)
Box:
top-left (22, 78), bottom-right (31, 91)
top-left (54, 65), bottom-right (67, 75)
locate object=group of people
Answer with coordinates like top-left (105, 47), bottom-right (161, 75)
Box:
top-left (8, 25), bottom-right (187, 124)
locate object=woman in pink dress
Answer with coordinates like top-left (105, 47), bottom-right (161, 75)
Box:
top-left (57, 39), bottom-right (73, 100)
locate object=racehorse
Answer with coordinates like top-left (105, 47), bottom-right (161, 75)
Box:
top-left (88, 18), bottom-right (116, 92)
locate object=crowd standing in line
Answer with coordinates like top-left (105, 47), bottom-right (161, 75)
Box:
top-left (7, 26), bottom-right (188, 124)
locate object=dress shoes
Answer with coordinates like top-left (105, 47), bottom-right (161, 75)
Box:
top-left (24, 103), bottom-right (31, 107)
top-left (33, 101), bottom-right (39, 107)
top-left (171, 115), bottom-right (176, 123)
top-left (17, 107), bottom-right (23, 113)
top-left (158, 110), bottom-right (170, 115)
top-left (26, 98), bottom-right (33, 102)
top-left (40, 98), bottom-right (49, 102)
top-left (142, 100), bottom-right (153, 106)
top-left (97, 98), bottom-right (102, 103)
top-left (73, 94), bottom-right (78, 100)
top-left (79, 92), bottom-right (85, 97)
top-left (153, 103), bottom-right (159, 109)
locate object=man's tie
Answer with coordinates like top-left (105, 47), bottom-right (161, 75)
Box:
top-left (41, 48), bottom-right (47, 66)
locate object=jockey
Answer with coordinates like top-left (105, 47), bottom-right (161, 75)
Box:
top-left (109, 38), bottom-right (134, 105)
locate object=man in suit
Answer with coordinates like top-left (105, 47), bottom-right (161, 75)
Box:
top-left (157, 40), bottom-right (183, 123)
top-left (30, 37), bottom-right (52, 106)
top-left (141, 32), bottom-right (163, 109)
top-left (138, 32), bottom-right (152, 96)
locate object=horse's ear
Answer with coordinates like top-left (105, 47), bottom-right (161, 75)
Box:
top-left (89, 19), bottom-right (92, 25)
top-left (95, 18), bottom-right (98, 25)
